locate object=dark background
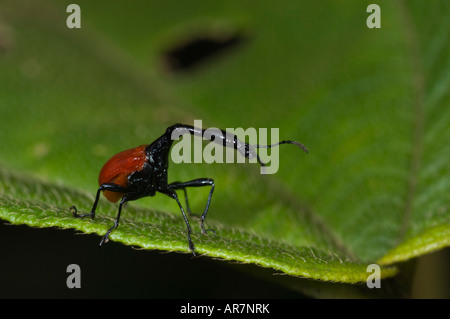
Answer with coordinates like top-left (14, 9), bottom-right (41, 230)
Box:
top-left (0, 219), bottom-right (307, 298)
top-left (1, 219), bottom-right (448, 298)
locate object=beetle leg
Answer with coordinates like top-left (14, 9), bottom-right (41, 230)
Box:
top-left (99, 196), bottom-right (128, 246)
top-left (169, 181), bottom-right (195, 217)
top-left (168, 178), bottom-right (215, 235)
top-left (72, 183), bottom-right (127, 220)
top-left (160, 189), bottom-right (196, 256)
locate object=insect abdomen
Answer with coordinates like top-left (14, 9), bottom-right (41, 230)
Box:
top-left (98, 145), bottom-right (148, 202)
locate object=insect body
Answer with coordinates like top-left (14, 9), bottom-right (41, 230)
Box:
top-left (71, 123), bottom-right (308, 255)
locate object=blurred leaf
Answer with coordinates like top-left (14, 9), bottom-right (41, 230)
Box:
top-left (0, 0), bottom-right (449, 294)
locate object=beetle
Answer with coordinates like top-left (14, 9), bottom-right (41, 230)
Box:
top-left (71, 123), bottom-right (308, 255)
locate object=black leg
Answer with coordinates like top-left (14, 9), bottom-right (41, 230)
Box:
top-left (169, 181), bottom-right (194, 216)
top-left (72, 183), bottom-right (128, 246)
top-left (168, 178), bottom-right (215, 235)
top-left (99, 196), bottom-right (127, 246)
top-left (72, 183), bottom-right (127, 220)
top-left (161, 189), bottom-right (196, 256)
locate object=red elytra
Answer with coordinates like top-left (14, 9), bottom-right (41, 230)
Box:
top-left (98, 145), bottom-right (148, 202)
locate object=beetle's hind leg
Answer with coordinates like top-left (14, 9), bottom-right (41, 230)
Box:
top-left (72, 183), bottom-right (128, 246)
top-left (99, 195), bottom-right (128, 246)
top-left (72, 183), bottom-right (127, 219)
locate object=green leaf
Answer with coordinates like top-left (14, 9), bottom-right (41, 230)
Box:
top-left (0, 0), bottom-right (448, 292)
